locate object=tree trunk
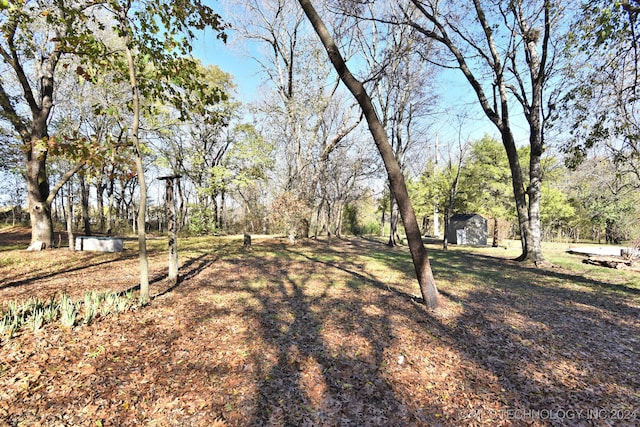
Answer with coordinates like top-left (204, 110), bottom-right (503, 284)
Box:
top-left (388, 189), bottom-right (399, 247)
top-left (442, 214), bottom-right (449, 251)
top-left (522, 2), bottom-right (549, 265)
top-left (443, 161), bottom-right (461, 251)
top-left (51, 192), bottom-right (59, 225)
top-left (442, 213), bottom-right (449, 250)
top-left (326, 201), bottom-right (333, 238)
top-left (298, 0), bottom-right (438, 307)
top-left (26, 142), bottom-right (54, 247)
top-left (313, 198), bottom-right (324, 239)
top-left (79, 172), bottom-right (91, 236)
top-left (212, 192), bottom-right (219, 232)
top-left (121, 15), bottom-right (149, 304)
top-left (176, 179), bottom-right (186, 232)
top-left (65, 183), bottom-right (74, 251)
top-left (135, 155), bottom-right (149, 302)
top-left (500, 127), bottom-right (534, 260)
top-left (96, 179), bottom-right (105, 233)
top-left (335, 203), bottom-right (343, 238)
top-left (526, 132), bottom-right (545, 262)
top-left (492, 217), bottom-right (499, 247)
top-left (433, 200), bottom-right (440, 238)
top-left (243, 233), bottom-right (252, 250)
top-left (219, 189), bottom-right (226, 231)
top-left (163, 177), bottom-right (179, 284)
top-left (501, 122), bottom-right (544, 264)
top-left (106, 177), bottom-right (115, 236)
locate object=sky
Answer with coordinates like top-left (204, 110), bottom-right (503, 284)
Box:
top-left (192, 32), bottom-right (263, 105)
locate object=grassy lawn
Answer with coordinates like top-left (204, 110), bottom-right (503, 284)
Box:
top-left (0, 227), bottom-right (638, 426)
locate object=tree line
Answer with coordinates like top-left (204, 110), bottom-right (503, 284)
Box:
top-left (409, 135), bottom-right (640, 247)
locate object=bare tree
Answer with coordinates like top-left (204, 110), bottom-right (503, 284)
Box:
top-left (360, 0), bottom-right (561, 264)
top-left (315, 140), bottom-right (379, 237)
top-left (233, 0), bottom-right (364, 235)
top-left (349, 2), bottom-right (438, 246)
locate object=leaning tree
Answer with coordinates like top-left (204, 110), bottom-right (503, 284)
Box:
top-left (296, 0), bottom-right (439, 308)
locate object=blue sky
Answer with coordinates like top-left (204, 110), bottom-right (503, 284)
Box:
top-left (191, 28), bottom-right (263, 107)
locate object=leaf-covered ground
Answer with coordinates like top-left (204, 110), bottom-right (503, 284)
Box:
top-left (0, 227), bottom-right (639, 426)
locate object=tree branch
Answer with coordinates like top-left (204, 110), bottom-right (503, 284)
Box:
top-left (408, 0), bottom-right (503, 127)
top-left (1, 12), bottom-right (41, 115)
top-left (0, 82), bottom-right (30, 141)
top-left (46, 161), bottom-right (86, 206)
top-left (320, 112), bottom-right (363, 161)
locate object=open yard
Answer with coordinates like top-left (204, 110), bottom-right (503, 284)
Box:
top-left (0, 227), bottom-right (639, 426)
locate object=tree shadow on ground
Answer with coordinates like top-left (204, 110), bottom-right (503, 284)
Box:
top-left (6, 236), bottom-right (637, 426)
top-left (225, 248), bottom-right (441, 425)
top-left (151, 244), bottom-right (233, 298)
top-left (342, 239), bottom-right (640, 422)
top-left (0, 250), bottom-right (140, 291)
top-left (91, 238), bottom-right (447, 425)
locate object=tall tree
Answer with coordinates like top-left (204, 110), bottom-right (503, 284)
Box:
top-left (350, 2), bottom-right (437, 246)
top-left (0, 0), bottom-right (90, 247)
top-left (224, 123), bottom-right (275, 234)
top-left (156, 63), bottom-right (238, 235)
top-left (51, 60), bottom-right (133, 235)
top-left (315, 139), bottom-right (379, 238)
top-left (113, 1), bottom-right (151, 301)
top-left (296, 0), bottom-right (439, 308)
top-left (233, 0), bottom-right (363, 236)
top-left (387, 0), bottom-right (562, 264)
top-left (90, 0), bottom-right (227, 302)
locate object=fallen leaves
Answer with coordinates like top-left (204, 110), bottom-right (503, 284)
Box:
top-left (0, 231), bottom-right (639, 425)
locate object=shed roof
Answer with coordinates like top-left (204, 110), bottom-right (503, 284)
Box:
top-left (450, 213), bottom-right (484, 221)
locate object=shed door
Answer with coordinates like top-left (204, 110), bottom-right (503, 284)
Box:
top-left (456, 229), bottom-right (467, 245)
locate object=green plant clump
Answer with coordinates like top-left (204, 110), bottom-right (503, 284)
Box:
top-left (0, 290), bottom-right (137, 339)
